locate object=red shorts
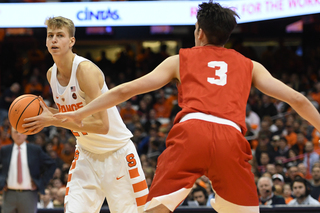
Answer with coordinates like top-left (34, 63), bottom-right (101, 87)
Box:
top-left (145, 119), bottom-right (259, 212)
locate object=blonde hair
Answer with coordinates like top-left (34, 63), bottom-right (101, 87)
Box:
top-left (45, 16), bottom-right (75, 37)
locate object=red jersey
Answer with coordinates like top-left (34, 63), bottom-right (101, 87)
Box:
top-left (175, 46), bottom-right (253, 134)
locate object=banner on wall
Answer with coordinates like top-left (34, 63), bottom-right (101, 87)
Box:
top-left (0, 0), bottom-right (319, 28)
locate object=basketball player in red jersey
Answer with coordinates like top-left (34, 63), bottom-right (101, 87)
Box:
top-left (54, 1), bottom-right (320, 213)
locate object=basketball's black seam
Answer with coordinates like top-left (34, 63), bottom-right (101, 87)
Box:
top-left (37, 98), bottom-right (42, 115)
top-left (15, 97), bottom-right (39, 131)
top-left (8, 95), bottom-right (35, 119)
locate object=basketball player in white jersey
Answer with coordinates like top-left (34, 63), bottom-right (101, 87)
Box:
top-left (23, 16), bottom-right (148, 213)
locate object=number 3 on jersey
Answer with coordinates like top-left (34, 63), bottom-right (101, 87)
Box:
top-left (207, 61), bottom-right (227, 86)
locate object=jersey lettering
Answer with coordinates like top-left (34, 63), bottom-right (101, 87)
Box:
top-left (57, 102), bottom-right (84, 112)
top-left (207, 61), bottom-right (227, 86)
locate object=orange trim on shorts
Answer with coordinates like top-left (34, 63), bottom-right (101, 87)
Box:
top-left (66, 187), bottom-right (69, 196)
top-left (68, 174), bottom-right (72, 182)
top-left (133, 180), bottom-right (148, 193)
top-left (136, 194), bottom-right (148, 206)
top-left (71, 150), bottom-right (80, 170)
top-left (129, 168), bottom-right (140, 179)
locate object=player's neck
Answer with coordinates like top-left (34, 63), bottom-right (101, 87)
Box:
top-left (54, 52), bottom-right (75, 76)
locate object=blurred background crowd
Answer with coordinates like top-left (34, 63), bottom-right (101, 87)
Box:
top-left (0, 7), bottom-right (320, 210)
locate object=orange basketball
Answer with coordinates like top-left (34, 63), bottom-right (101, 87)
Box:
top-left (8, 94), bottom-right (44, 135)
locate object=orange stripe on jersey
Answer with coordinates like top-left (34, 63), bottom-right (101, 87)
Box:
top-left (133, 180), bottom-right (148, 193)
top-left (71, 160), bottom-right (76, 170)
top-left (68, 174), bottom-right (72, 182)
top-left (136, 194), bottom-right (148, 206)
top-left (82, 132), bottom-right (88, 135)
top-left (66, 187), bottom-right (69, 196)
top-left (129, 168), bottom-right (140, 179)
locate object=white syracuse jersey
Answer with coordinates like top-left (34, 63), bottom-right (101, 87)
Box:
top-left (50, 54), bottom-right (133, 154)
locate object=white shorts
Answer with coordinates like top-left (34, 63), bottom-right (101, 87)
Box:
top-left (65, 141), bottom-right (148, 213)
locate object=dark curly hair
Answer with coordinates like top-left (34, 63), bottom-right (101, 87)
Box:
top-left (197, 1), bottom-right (239, 46)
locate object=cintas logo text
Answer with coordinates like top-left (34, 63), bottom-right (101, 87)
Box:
top-left (77, 7), bottom-right (120, 21)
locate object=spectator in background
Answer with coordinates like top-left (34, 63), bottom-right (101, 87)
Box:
top-left (33, 132), bottom-right (47, 150)
top-left (50, 187), bottom-right (59, 206)
top-left (285, 149), bottom-right (301, 168)
top-left (310, 165), bottom-right (320, 201)
top-left (274, 160), bottom-right (286, 178)
top-left (165, 87), bottom-right (178, 110)
top-left (297, 163), bottom-right (310, 180)
top-left (266, 164), bottom-right (276, 175)
top-left (53, 187), bottom-right (66, 208)
top-left (258, 152), bottom-right (271, 174)
top-left (138, 127), bottom-right (159, 155)
top-left (272, 173), bottom-right (285, 188)
top-left (284, 123), bottom-right (297, 148)
top-left (137, 100), bottom-right (149, 124)
top-left (283, 184), bottom-right (294, 204)
top-left (205, 181), bottom-right (215, 207)
top-left (303, 141), bottom-right (319, 178)
top-left (255, 133), bottom-right (275, 166)
top-left (27, 42), bottom-right (45, 72)
top-left (288, 176), bottom-right (320, 205)
top-left (51, 134), bottom-right (64, 157)
top-left (274, 137), bottom-right (289, 163)
top-left (270, 118), bottom-right (285, 137)
top-left (257, 176), bottom-right (286, 205)
top-left (153, 92), bottom-right (171, 120)
top-left (269, 135), bottom-right (280, 153)
top-left (120, 101), bottom-right (137, 126)
top-left (191, 186), bottom-right (208, 206)
top-left (37, 188), bottom-right (54, 209)
top-left (96, 50), bottom-right (113, 76)
top-left (0, 82), bottom-right (21, 125)
top-left (291, 132), bottom-right (307, 156)
top-left (144, 109), bottom-right (162, 133)
top-left (59, 141), bottom-right (75, 167)
top-left (257, 95), bottom-right (278, 120)
top-left (285, 165), bottom-right (300, 183)
top-left (259, 120), bottom-right (273, 140)
top-left (245, 104), bottom-right (260, 137)
top-left (55, 127), bottom-right (71, 144)
top-left (273, 184), bottom-right (284, 197)
top-left (0, 118), bottom-right (13, 148)
top-left (24, 76), bottom-right (43, 96)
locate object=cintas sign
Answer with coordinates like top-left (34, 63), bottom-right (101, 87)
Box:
top-left (76, 7), bottom-right (120, 21)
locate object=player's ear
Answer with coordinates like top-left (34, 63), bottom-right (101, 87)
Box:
top-left (69, 37), bottom-right (75, 47)
top-left (198, 28), bottom-right (205, 40)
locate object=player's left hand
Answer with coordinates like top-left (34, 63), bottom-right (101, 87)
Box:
top-left (53, 111), bottom-right (83, 127)
top-left (23, 101), bottom-right (52, 133)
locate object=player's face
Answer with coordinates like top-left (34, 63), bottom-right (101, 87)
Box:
top-left (194, 22), bottom-right (200, 46)
top-left (46, 26), bottom-right (74, 56)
